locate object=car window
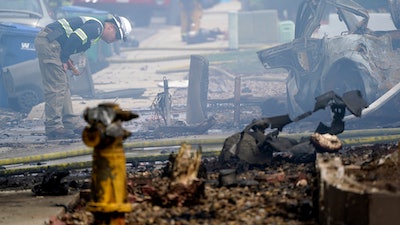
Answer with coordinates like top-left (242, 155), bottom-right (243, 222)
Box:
top-left (0, 0), bottom-right (43, 14)
top-left (0, 0), bottom-right (56, 27)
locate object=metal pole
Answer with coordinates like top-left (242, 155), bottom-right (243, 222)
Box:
top-left (233, 76), bottom-right (241, 127)
top-left (163, 76), bottom-right (172, 126)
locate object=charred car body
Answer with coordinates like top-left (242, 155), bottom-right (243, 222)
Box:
top-left (257, 0), bottom-right (400, 121)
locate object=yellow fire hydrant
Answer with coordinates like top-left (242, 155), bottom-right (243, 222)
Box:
top-left (82, 103), bottom-right (139, 225)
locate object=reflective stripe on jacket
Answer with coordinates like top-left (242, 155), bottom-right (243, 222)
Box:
top-left (46, 16), bottom-right (104, 63)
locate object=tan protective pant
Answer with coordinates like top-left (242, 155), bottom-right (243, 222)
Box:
top-left (34, 29), bottom-right (78, 134)
top-left (180, 0), bottom-right (203, 36)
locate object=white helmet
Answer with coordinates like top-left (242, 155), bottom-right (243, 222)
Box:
top-left (110, 16), bottom-right (132, 41)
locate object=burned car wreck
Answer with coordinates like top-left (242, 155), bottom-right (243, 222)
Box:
top-left (257, 0), bottom-right (400, 122)
top-left (218, 0), bottom-right (400, 167)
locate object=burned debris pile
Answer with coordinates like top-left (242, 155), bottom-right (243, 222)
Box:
top-left (342, 144), bottom-right (400, 192)
top-left (46, 89), bottom-right (384, 224)
top-left (3, 86), bottom-right (399, 225)
top-left (11, 139), bottom-right (399, 225)
top-left (143, 143), bottom-right (206, 207)
top-left (32, 170), bottom-right (70, 196)
top-left (219, 90), bottom-right (368, 167)
top-left (318, 144), bottom-right (400, 224)
top-left (124, 154), bottom-right (318, 225)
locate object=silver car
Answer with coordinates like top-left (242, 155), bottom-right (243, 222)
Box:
top-left (0, 0), bottom-right (55, 28)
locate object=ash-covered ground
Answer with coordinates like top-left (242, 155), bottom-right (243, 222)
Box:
top-left (4, 142), bottom-right (395, 225)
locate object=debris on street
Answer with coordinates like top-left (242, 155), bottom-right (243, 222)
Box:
top-left (310, 133), bottom-right (342, 153)
top-left (143, 143), bottom-right (205, 207)
top-left (318, 144), bottom-right (400, 225)
top-left (32, 170), bottom-right (70, 196)
top-left (124, 149), bottom-right (319, 224)
top-left (185, 28), bottom-right (225, 44)
top-left (219, 90), bottom-right (367, 167)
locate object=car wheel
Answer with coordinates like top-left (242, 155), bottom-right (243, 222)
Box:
top-left (389, 0), bottom-right (400, 29)
top-left (324, 73), bottom-right (365, 97)
top-left (323, 60), bottom-right (367, 98)
top-left (11, 87), bottom-right (43, 113)
top-left (321, 60), bottom-right (369, 119)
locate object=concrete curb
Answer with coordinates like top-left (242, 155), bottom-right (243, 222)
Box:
top-left (0, 191), bottom-right (80, 225)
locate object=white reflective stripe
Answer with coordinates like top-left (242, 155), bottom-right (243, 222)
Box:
top-left (74, 28), bottom-right (88, 44)
top-left (80, 16), bottom-right (103, 30)
top-left (58, 18), bottom-right (73, 37)
top-left (80, 16), bottom-right (99, 23)
top-left (58, 17), bottom-right (103, 44)
top-left (80, 16), bottom-right (103, 43)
